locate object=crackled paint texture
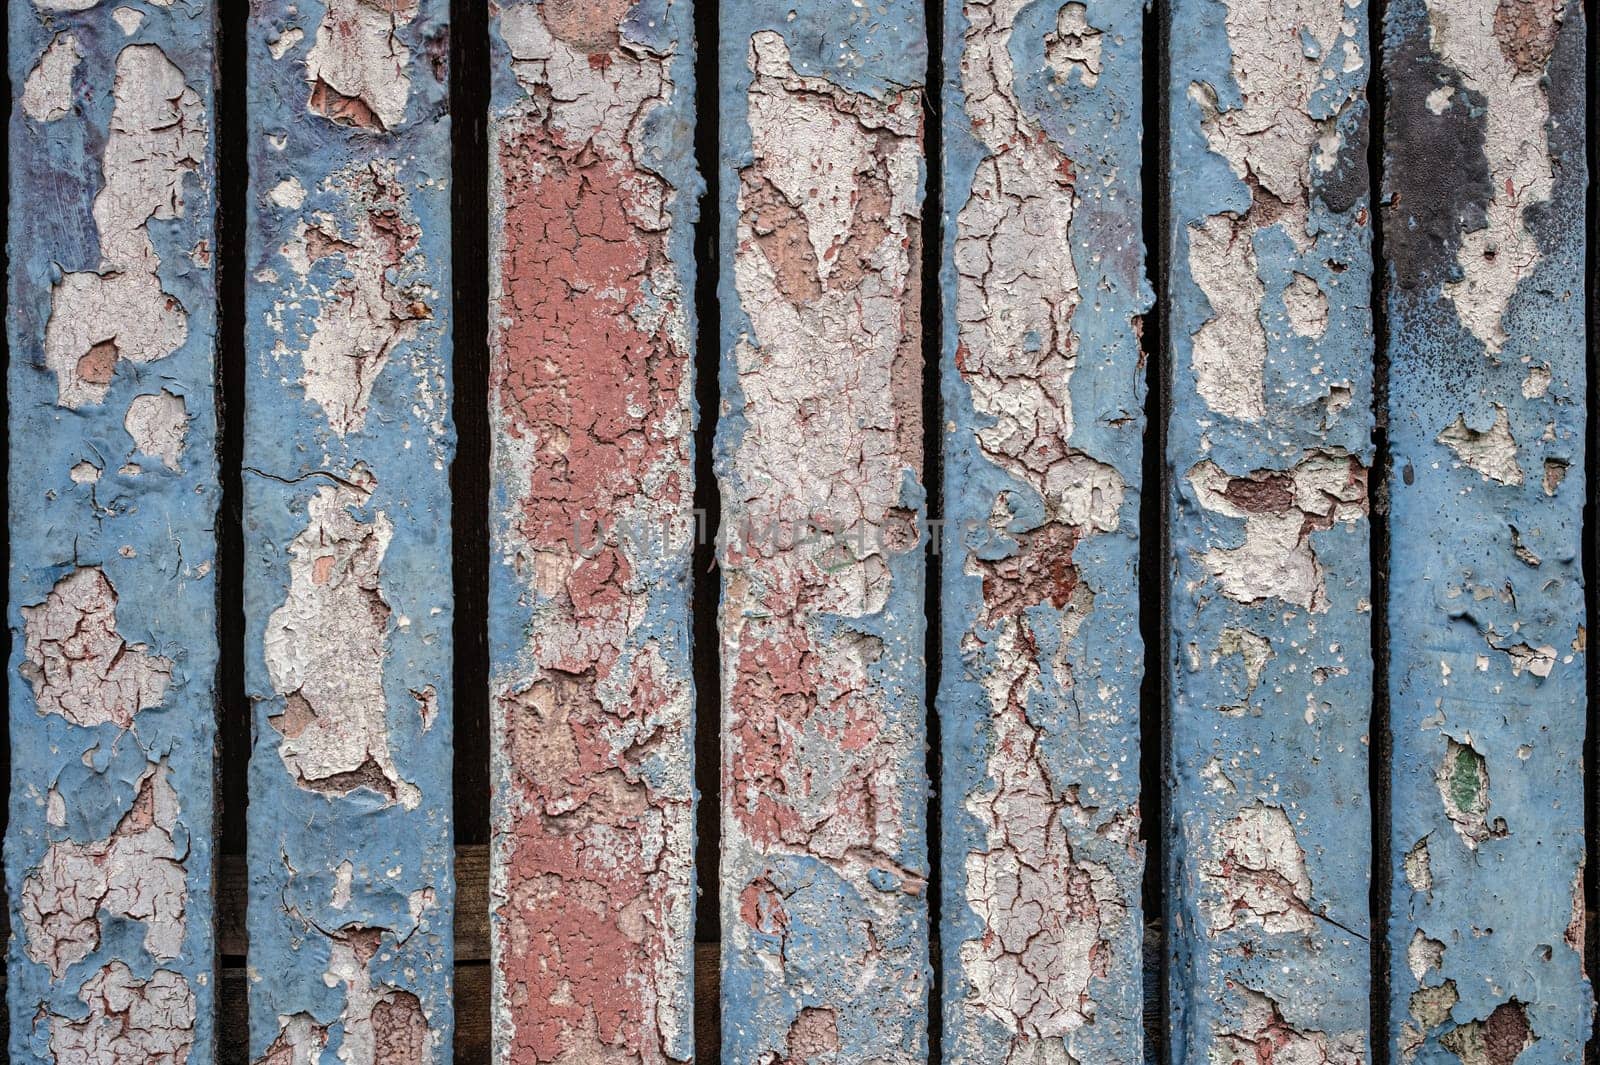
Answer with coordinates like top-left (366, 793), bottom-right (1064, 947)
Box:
top-left (245, 0), bottom-right (454, 1060)
top-left (487, 2), bottom-right (699, 1062)
top-left (1383, 0), bottom-right (1591, 1059)
top-left (1167, 0), bottom-right (1374, 1059)
top-left (939, 0), bottom-right (1149, 1061)
top-left (6, 1), bottom-right (219, 1060)
top-left (719, 5), bottom-right (930, 1062)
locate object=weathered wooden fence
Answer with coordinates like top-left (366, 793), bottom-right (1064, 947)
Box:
top-left (4, 1), bottom-right (1595, 1064)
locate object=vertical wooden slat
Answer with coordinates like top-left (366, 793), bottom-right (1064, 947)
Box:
top-left (1382, 0), bottom-right (1591, 1057)
top-left (938, 0), bottom-right (1149, 1061)
top-left (485, 2), bottom-right (699, 1062)
top-left (6, 2), bottom-right (219, 1061)
top-left (718, 4), bottom-right (930, 1061)
top-left (1166, 0), bottom-right (1375, 1059)
top-left (243, 1), bottom-right (454, 1059)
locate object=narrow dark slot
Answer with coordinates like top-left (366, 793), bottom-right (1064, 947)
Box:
top-left (1367, 3), bottom-right (1393, 1063)
top-left (1138, 0), bottom-right (1171, 1061)
top-left (215, 0), bottom-right (250, 975)
top-left (1584, 0), bottom-right (1599, 1058)
top-left (449, 0), bottom-right (491, 853)
top-left (448, 1), bottom-right (492, 1060)
top-left (691, 1), bottom-right (724, 1061)
top-left (921, 0), bottom-right (946, 1061)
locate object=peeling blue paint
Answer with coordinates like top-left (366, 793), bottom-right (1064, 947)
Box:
top-left (718, 3), bottom-right (930, 1062)
top-left (939, 0), bottom-right (1150, 1061)
top-left (1383, 0), bottom-right (1592, 1059)
top-left (244, 1), bottom-right (454, 1060)
top-left (1167, 0), bottom-right (1375, 1058)
top-left (7, 1), bottom-right (219, 1060)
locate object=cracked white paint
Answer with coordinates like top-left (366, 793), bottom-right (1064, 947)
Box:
top-left (42, 44), bottom-right (206, 408)
top-left (22, 763), bottom-right (186, 977)
top-left (124, 390), bottom-right (189, 471)
top-left (1437, 407), bottom-right (1524, 485)
top-left (953, 0), bottom-right (1125, 527)
top-left (263, 469), bottom-right (419, 809)
top-left (1045, 3), bottom-right (1102, 87)
top-left (1186, 0), bottom-right (1357, 421)
top-left (258, 1013), bottom-right (329, 1064)
top-left (1405, 838), bottom-right (1434, 893)
top-left (1215, 626), bottom-right (1273, 713)
top-left (961, 621), bottom-right (1123, 1045)
top-left (112, 6), bottom-right (143, 34)
top-left (1202, 804), bottom-right (1315, 935)
top-left (20, 567), bottom-right (172, 729)
top-left (48, 962), bottom-right (195, 1064)
top-left (1284, 271), bottom-right (1328, 337)
top-left (317, 931), bottom-right (431, 1064)
top-left (272, 163), bottom-right (427, 436)
top-left (730, 30), bottom-right (922, 617)
top-left (1214, 986), bottom-right (1364, 1065)
top-left (305, 0), bottom-right (417, 130)
top-left (1408, 929), bottom-right (1445, 982)
top-left (22, 32), bottom-right (81, 122)
top-left (1426, 0), bottom-right (1555, 353)
top-left (1189, 452), bottom-right (1368, 611)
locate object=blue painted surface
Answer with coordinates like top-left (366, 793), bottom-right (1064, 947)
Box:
top-left (1383, 0), bottom-right (1592, 1058)
top-left (938, 1), bottom-right (1149, 1061)
top-left (718, 3), bottom-right (930, 1061)
top-left (1166, 0), bottom-right (1374, 1058)
top-left (6, 2), bottom-right (219, 1061)
top-left (244, 1), bottom-right (454, 1059)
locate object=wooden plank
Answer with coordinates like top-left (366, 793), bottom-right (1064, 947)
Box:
top-left (6, 3), bottom-right (220, 1061)
top-left (1381, 0), bottom-right (1591, 1057)
top-left (485, 3), bottom-right (700, 1063)
top-left (1166, 0), bottom-right (1376, 1059)
top-left (242, 0), bottom-right (455, 1059)
top-left (937, 0), bottom-right (1149, 1061)
top-left (717, 4), bottom-right (930, 1061)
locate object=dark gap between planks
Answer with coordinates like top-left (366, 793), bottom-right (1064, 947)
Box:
top-left (449, 0), bottom-right (493, 1058)
top-left (1367, 0), bottom-right (1394, 1061)
top-left (1138, 0), bottom-right (1172, 1060)
top-left (691, 0), bottom-right (725, 1060)
top-left (215, 0), bottom-right (249, 968)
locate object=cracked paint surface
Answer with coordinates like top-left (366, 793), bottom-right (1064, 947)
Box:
top-left (1168, 0), bottom-right (1375, 1057)
top-left (940, 0), bottom-right (1149, 1060)
top-left (7, 1), bottom-right (218, 1059)
top-left (719, 5), bottom-right (929, 1062)
top-left (1383, 0), bottom-right (1591, 1058)
top-left (246, 0), bottom-right (454, 1059)
top-left (487, 1), bottom-right (699, 1062)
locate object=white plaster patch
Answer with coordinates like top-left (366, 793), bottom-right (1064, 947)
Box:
top-left (22, 32), bottom-right (81, 122)
top-left (112, 6), bottom-right (143, 34)
top-left (1202, 804), bottom-right (1316, 935)
top-left (305, 0), bottom-right (418, 130)
top-left (1284, 271), bottom-right (1329, 338)
top-left (264, 468), bottom-right (419, 809)
top-left (22, 764), bottom-right (187, 977)
top-left (1045, 3), bottom-right (1103, 87)
top-left (48, 962), bottom-right (194, 1065)
top-left (1189, 452), bottom-right (1369, 611)
top-left (42, 45), bottom-right (206, 407)
top-left (1186, 0), bottom-right (1357, 420)
top-left (1436, 406), bottom-right (1524, 485)
top-left (270, 176), bottom-right (308, 209)
top-left (124, 390), bottom-right (188, 471)
top-left (1427, 0), bottom-right (1556, 353)
top-left (20, 567), bottom-right (171, 728)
